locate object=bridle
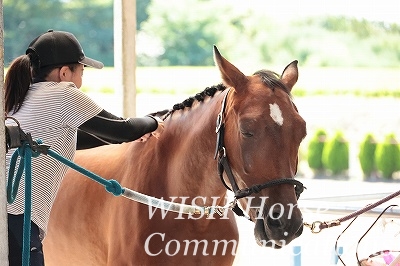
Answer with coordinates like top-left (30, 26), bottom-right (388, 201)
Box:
top-left (214, 89), bottom-right (305, 217)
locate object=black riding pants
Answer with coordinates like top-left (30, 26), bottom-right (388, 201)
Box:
top-left (8, 214), bottom-right (45, 266)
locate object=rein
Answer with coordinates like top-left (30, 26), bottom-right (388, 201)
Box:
top-left (304, 189), bottom-right (400, 234)
top-left (214, 89), bottom-right (305, 218)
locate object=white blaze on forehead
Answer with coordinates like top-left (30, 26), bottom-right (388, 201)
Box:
top-left (269, 103), bottom-right (284, 126)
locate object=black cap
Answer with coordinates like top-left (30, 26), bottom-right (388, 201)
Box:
top-left (26, 29), bottom-right (104, 69)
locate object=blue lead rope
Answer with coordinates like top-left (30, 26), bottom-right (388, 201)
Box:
top-left (7, 143), bottom-right (38, 266)
top-left (46, 149), bottom-right (124, 196)
top-left (7, 139), bottom-right (124, 266)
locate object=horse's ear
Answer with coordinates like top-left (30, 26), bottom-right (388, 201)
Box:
top-left (281, 60), bottom-right (299, 92)
top-left (213, 45), bottom-right (248, 90)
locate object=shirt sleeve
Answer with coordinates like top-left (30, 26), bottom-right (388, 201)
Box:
top-left (78, 109), bottom-right (158, 144)
top-left (61, 82), bottom-right (103, 128)
top-left (76, 129), bottom-right (114, 150)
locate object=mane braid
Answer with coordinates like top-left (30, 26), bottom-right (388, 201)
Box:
top-left (172, 83), bottom-right (226, 111)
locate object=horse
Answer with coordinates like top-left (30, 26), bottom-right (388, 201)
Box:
top-left (43, 46), bottom-right (307, 265)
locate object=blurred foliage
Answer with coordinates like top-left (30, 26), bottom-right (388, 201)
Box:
top-left (358, 133), bottom-right (377, 178)
top-left (375, 133), bottom-right (400, 179)
top-left (322, 131), bottom-right (349, 175)
top-left (3, 0), bottom-right (400, 67)
top-left (3, 0), bottom-right (150, 66)
top-left (307, 129), bottom-right (327, 173)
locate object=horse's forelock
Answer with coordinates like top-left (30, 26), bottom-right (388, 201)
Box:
top-left (253, 70), bottom-right (291, 96)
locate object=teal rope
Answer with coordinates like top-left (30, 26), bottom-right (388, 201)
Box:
top-left (46, 149), bottom-right (124, 196)
top-left (7, 148), bottom-right (25, 203)
top-left (7, 143), bottom-right (41, 203)
top-left (7, 143), bottom-right (40, 266)
top-left (22, 147), bottom-right (32, 266)
top-left (7, 139), bottom-right (124, 266)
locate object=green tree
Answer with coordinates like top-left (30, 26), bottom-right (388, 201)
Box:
top-left (3, 0), bottom-right (152, 66)
top-left (307, 129), bottom-right (327, 174)
top-left (137, 0), bottom-right (152, 30)
top-left (322, 131), bottom-right (349, 176)
top-left (358, 133), bottom-right (377, 178)
top-left (4, 0), bottom-right (66, 64)
top-left (61, 0), bottom-right (114, 66)
top-left (375, 133), bottom-right (400, 179)
top-left (4, 0), bottom-right (400, 67)
top-left (139, 0), bottom-right (244, 66)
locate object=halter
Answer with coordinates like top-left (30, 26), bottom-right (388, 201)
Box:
top-left (214, 89), bottom-right (305, 217)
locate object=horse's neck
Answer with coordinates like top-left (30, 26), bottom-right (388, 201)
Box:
top-left (159, 93), bottom-right (228, 204)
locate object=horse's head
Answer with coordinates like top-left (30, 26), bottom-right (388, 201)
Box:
top-left (213, 46), bottom-right (306, 248)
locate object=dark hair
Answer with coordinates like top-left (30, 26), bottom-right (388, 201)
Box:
top-left (4, 52), bottom-right (78, 114)
top-left (5, 55), bottom-right (31, 114)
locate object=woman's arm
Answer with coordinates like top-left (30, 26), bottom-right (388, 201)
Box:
top-left (77, 109), bottom-right (159, 149)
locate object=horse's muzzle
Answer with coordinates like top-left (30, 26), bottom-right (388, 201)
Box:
top-left (253, 215), bottom-right (303, 249)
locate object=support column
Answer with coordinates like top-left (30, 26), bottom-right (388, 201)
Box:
top-left (114, 0), bottom-right (137, 117)
top-left (0, 0), bottom-right (9, 264)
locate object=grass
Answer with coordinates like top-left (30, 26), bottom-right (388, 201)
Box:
top-left (81, 66), bottom-right (400, 97)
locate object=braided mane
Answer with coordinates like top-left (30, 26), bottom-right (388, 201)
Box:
top-left (151, 84), bottom-right (226, 120)
top-left (172, 83), bottom-right (226, 111)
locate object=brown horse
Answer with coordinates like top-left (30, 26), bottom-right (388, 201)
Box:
top-left (43, 46), bottom-right (307, 265)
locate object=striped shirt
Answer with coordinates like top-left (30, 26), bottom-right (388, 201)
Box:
top-left (6, 81), bottom-right (102, 239)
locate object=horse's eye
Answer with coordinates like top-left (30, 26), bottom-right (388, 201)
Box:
top-left (241, 130), bottom-right (254, 138)
top-left (240, 119), bottom-right (255, 138)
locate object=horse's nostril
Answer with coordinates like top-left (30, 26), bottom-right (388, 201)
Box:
top-left (267, 213), bottom-right (284, 228)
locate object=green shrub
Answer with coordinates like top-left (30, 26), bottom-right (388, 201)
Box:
top-left (307, 129), bottom-right (327, 172)
top-left (375, 133), bottom-right (400, 179)
top-left (358, 133), bottom-right (377, 178)
top-left (322, 131), bottom-right (349, 175)
top-left (398, 144), bottom-right (400, 171)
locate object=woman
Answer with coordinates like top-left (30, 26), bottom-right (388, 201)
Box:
top-left (5, 29), bottom-right (164, 265)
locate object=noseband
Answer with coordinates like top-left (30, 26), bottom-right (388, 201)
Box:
top-left (214, 89), bottom-right (305, 217)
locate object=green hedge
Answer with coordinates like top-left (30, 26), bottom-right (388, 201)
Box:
top-left (305, 130), bottom-right (400, 180)
top-left (322, 131), bottom-right (349, 175)
top-left (358, 133), bottom-right (377, 178)
top-left (375, 133), bottom-right (400, 179)
top-left (307, 129), bottom-right (327, 172)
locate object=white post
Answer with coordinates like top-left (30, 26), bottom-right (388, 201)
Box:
top-left (114, 0), bottom-right (137, 117)
top-left (0, 1), bottom-right (9, 264)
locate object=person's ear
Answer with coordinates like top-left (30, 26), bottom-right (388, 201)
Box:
top-left (59, 66), bottom-right (70, 81)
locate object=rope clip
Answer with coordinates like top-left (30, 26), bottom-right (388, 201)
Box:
top-left (304, 221), bottom-right (323, 234)
top-left (203, 199), bottom-right (237, 218)
top-left (304, 219), bottom-right (341, 234)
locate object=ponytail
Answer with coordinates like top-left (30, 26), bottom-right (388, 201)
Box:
top-left (5, 52), bottom-right (77, 114)
top-left (4, 55), bottom-right (32, 114)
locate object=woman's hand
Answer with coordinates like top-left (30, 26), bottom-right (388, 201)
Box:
top-left (151, 119), bottom-right (164, 139)
top-left (135, 133), bottom-right (151, 142)
top-left (135, 117), bottom-right (164, 142)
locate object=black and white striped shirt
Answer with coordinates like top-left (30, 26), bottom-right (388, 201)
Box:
top-left (6, 81), bottom-right (102, 238)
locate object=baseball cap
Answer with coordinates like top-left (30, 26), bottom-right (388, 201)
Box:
top-left (26, 29), bottom-right (104, 69)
